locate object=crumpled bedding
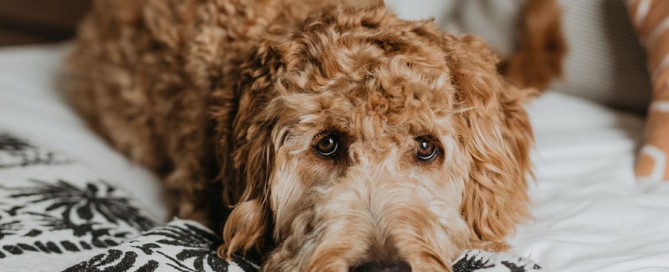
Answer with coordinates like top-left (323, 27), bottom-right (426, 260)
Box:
top-left (514, 93), bottom-right (669, 271)
top-left (0, 42), bottom-right (667, 271)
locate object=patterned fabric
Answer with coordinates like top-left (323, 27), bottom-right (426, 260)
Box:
top-left (0, 132), bottom-right (158, 271)
top-left (0, 131), bottom-right (541, 271)
top-left (0, 132), bottom-right (257, 271)
top-left (452, 250), bottom-right (541, 272)
top-left (628, 0), bottom-right (669, 182)
top-left (63, 219), bottom-right (258, 272)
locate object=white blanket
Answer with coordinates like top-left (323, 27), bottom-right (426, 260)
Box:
top-left (515, 93), bottom-right (669, 271)
top-left (0, 44), bottom-right (667, 271)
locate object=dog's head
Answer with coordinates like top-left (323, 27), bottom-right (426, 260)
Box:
top-left (215, 4), bottom-right (533, 271)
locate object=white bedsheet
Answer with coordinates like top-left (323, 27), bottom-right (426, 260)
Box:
top-left (0, 44), bottom-right (168, 221)
top-left (516, 93), bottom-right (669, 271)
top-left (0, 44), bottom-right (667, 271)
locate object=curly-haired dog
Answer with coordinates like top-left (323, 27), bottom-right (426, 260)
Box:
top-left (68, 0), bottom-right (534, 271)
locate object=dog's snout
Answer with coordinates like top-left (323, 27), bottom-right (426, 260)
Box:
top-left (351, 260), bottom-right (411, 272)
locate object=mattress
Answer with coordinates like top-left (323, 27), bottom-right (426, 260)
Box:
top-left (0, 43), bottom-right (666, 271)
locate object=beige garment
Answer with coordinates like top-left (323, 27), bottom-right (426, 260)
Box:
top-left (628, 0), bottom-right (669, 182)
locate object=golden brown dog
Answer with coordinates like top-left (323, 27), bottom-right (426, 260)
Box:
top-left (67, 0), bottom-right (534, 271)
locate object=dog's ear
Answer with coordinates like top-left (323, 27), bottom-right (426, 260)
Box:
top-left (444, 34), bottom-right (534, 248)
top-left (215, 38), bottom-right (288, 258)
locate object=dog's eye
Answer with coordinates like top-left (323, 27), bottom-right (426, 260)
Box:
top-left (314, 133), bottom-right (339, 157)
top-left (415, 136), bottom-right (438, 162)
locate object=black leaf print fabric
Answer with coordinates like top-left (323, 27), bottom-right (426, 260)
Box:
top-left (452, 250), bottom-right (542, 272)
top-left (11, 179), bottom-right (154, 231)
top-left (0, 133), bottom-right (71, 168)
top-left (0, 132), bottom-right (157, 271)
top-left (63, 219), bottom-right (259, 272)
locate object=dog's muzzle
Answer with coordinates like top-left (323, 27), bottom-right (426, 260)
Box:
top-left (350, 260), bottom-right (411, 272)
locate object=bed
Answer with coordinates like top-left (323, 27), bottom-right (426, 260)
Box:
top-left (0, 38), bottom-right (667, 272)
top-left (0, 44), bottom-right (669, 271)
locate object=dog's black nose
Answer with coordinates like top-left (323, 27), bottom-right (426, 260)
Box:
top-left (351, 260), bottom-right (411, 272)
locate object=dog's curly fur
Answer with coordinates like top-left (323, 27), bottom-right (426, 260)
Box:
top-left (67, 0), bottom-right (534, 270)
